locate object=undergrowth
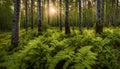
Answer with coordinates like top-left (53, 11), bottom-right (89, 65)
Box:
top-left (0, 28), bottom-right (120, 69)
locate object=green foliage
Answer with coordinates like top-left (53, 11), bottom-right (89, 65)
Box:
top-left (107, 29), bottom-right (120, 48)
top-left (42, 23), bottom-right (50, 31)
top-left (0, 28), bottom-right (120, 69)
top-left (0, 5), bottom-right (13, 31)
top-left (1, 29), bottom-right (97, 69)
top-left (63, 46), bottom-right (97, 69)
top-left (0, 32), bottom-right (11, 50)
top-left (91, 29), bottom-right (120, 69)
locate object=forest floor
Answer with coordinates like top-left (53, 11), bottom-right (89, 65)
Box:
top-left (0, 27), bottom-right (120, 69)
top-left (0, 32), bottom-right (11, 49)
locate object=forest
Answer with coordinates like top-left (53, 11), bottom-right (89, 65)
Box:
top-left (0, 0), bottom-right (120, 69)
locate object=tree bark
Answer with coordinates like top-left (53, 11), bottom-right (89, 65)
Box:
top-left (31, 0), bottom-right (34, 29)
top-left (116, 0), bottom-right (119, 18)
top-left (101, 0), bottom-right (104, 23)
top-left (59, 0), bottom-right (62, 31)
top-left (110, 1), bottom-right (114, 26)
top-left (65, 0), bottom-right (70, 35)
top-left (37, 0), bottom-right (42, 35)
top-left (115, 0), bottom-right (119, 26)
top-left (96, 0), bottom-right (103, 34)
top-left (78, 0), bottom-right (82, 31)
top-left (106, 0), bottom-right (109, 27)
top-left (11, 0), bottom-right (21, 47)
top-left (47, 0), bottom-right (50, 25)
top-left (25, 0), bottom-right (28, 32)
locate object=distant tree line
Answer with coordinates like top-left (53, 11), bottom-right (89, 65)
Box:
top-left (0, 0), bottom-right (120, 46)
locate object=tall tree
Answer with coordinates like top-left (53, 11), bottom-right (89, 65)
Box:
top-left (65, 0), bottom-right (70, 34)
top-left (25, 0), bottom-right (28, 32)
top-left (105, 0), bottom-right (109, 27)
top-left (59, 0), bottom-right (62, 31)
top-left (82, 0), bottom-right (87, 27)
top-left (56, 0), bottom-right (59, 27)
top-left (47, 0), bottom-right (50, 24)
top-left (31, 0), bottom-right (34, 29)
top-left (11, 0), bottom-right (21, 47)
top-left (78, 0), bottom-right (82, 31)
top-left (101, 0), bottom-right (104, 26)
top-left (96, 0), bottom-right (103, 34)
top-left (115, 0), bottom-right (119, 26)
top-left (110, 0), bottom-right (114, 26)
top-left (37, 0), bottom-right (42, 35)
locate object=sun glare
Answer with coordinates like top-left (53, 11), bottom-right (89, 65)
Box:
top-left (50, 7), bottom-right (56, 15)
top-left (45, 3), bottom-right (57, 16)
top-left (50, 7), bottom-right (56, 14)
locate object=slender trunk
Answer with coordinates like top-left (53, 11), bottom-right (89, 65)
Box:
top-left (106, 0), bottom-right (109, 27)
top-left (42, 0), bottom-right (44, 20)
top-left (59, 0), bottom-right (62, 31)
top-left (101, 0), bottom-right (104, 23)
top-left (83, 1), bottom-right (87, 27)
top-left (11, 0), bottom-right (21, 47)
top-left (116, 0), bottom-right (119, 18)
top-left (56, 3), bottom-right (59, 27)
top-left (37, 0), bottom-right (42, 35)
top-left (110, 1), bottom-right (114, 26)
top-left (65, 0), bottom-right (70, 35)
top-left (25, 0), bottom-right (28, 32)
top-left (115, 0), bottom-right (119, 26)
top-left (47, 0), bottom-right (50, 25)
top-left (85, 1), bottom-right (87, 27)
top-left (31, 0), bottom-right (34, 29)
top-left (96, 0), bottom-right (103, 34)
top-left (101, 0), bottom-right (104, 30)
top-left (78, 0), bottom-right (81, 31)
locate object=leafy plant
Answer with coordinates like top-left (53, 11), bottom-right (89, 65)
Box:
top-left (63, 46), bottom-right (97, 69)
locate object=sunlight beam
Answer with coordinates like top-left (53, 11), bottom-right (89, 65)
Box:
top-left (50, 7), bottom-right (56, 14)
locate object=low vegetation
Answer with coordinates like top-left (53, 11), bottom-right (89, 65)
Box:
top-left (0, 28), bottom-right (120, 69)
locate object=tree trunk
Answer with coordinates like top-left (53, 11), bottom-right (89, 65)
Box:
top-left (65, 0), bottom-right (70, 35)
top-left (56, 2), bottom-right (59, 27)
top-left (31, 0), bottom-right (34, 29)
top-left (106, 0), bottom-right (109, 27)
top-left (96, 0), bottom-right (103, 34)
top-left (116, 0), bottom-right (119, 18)
top-left (42, 0), bottom-right (44, 20)
top-left (110, 1), bottom-right (114, 26)
top-left (59, 0), bottom-right (62, 31)
top-left (101, 0), bottom-right (104, 30)
top-left (115, 0), bottom-right (119, 26)
top-left (78, 0), bottom-right (82, 31)
top-left (37, 0), bottom-right (42, 35)
top-left (11, 0), bottom-right (21, 47)
top-left (25, 0), bottom-right (28, 32)
top-left (47, 0), bottom-right (50, 25)
top-left (101, 0), bottom-right (104, 23)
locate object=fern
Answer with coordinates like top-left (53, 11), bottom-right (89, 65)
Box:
top-left (47, 46), bottom-right (97, 69)
top-left (64, 46), bottom-right (97, 69)
top-left (48, 46), bottom-right (75, 69)
top-left (1, 28), bottom-right (120, 69)
top-left (92, 37), bottom-right (120, 69)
